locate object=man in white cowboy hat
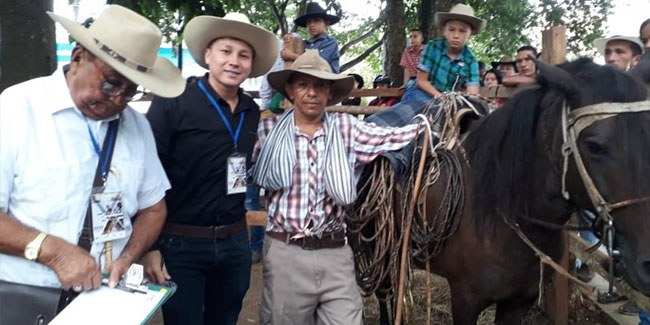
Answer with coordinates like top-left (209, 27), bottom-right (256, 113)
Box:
top-left (594, 35), bottom-right (644, 71)
top-left (0, 4), bottom-right (183, 323)
top-left (402, 3), bottom-right (485, 102)
top-left (142, 12), bottom-right (277, 325)
top-left (251, 49), bottom-right (422, 325)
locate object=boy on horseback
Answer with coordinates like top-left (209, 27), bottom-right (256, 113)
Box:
top-left (251, 50), bottom-right (422, 325)
top-left (402, 3), bottom-right (485, 102)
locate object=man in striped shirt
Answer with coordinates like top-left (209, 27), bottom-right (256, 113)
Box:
top-left (251, 50), bottom-right (421, 324)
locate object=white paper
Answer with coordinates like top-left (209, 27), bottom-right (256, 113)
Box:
top-left (50, 285), bottom-right (166, 325)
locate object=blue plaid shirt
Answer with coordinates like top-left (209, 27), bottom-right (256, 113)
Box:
top-left (417, 38), bottom-right (479, 92)
top-left (305, 33), bottom-right (340, 73)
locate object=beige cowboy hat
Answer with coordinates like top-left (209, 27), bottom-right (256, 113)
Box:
top-left (491, 55), bottom-right (518, 72)
top-left (435, 4), bottom-right (486, 35)
top-left (184, 13), bottom-right (279, 78)
top-left (47, 5), bottom-right (185, 98)
top-left (594, 35), bottom-right (643, 56)
top-left (267, 50), bottom-right (354, 106)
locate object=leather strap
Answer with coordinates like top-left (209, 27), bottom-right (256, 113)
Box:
top-left (266, 230), bottom-right (346, 250)
top-left (59, 119), bottom-right (120, 312)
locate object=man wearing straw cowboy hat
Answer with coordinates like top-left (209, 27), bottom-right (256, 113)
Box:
top-left (0, 4), bottom-right (183, 323)
top-left (594, 35), bottom-right (644, 71)
top-left (251, 50), bottom-right (422, 324)
top-left (143, 12), bottom-right (277, 325)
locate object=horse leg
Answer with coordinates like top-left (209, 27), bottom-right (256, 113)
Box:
top-left (494, 295), bottom-right (536, 325)
top-left (377, 294), bottom-right (391, 325)
top-left (449, 285), bottom-right (484, 325)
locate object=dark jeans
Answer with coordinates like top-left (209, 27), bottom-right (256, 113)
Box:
top-left (245, 185), bottom-right (264, 253)
top-left (160, 230), bottom-right (251, 325)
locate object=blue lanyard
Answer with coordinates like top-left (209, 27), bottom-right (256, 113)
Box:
top-left (85, 118), bottom-right (119, 182)
top-left (198, 80), bottom-right (245, 151)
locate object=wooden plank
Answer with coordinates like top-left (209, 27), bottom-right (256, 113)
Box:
top-left (570, 233), bottom-right (650, 312)
top-left (541, 26), bottom-right (567, 65)
top-left (546, 232), bottom-right (570, 324)
top-left (246, 211), bottom-right (266, 227)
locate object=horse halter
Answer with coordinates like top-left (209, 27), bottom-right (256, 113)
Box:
top-left (560, 100), bottom-right (650, 294)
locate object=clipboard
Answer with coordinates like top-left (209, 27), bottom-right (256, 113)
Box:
top-left (50, 277), bottom-right (176, 325)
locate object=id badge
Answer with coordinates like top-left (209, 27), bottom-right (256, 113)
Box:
top-left (90, 191), bottom-right (129, 243)
top-left (226, 153), bottom-right (247, 195)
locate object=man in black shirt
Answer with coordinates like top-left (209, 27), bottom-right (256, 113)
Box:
top-left (142, 13), bottom-right (278, 325)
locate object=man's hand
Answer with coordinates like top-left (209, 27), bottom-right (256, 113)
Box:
top-left (141, 250), bottom-right (171, 284)
top-left (281, 48), bottom-right (298, 61)
top-left (107, 253), bottom-right (135, 287)
top-left (39, 236), bottom-right (102, 291)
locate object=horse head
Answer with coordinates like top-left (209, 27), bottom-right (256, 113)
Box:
top-left (537, 58), bottom-right (650, 295)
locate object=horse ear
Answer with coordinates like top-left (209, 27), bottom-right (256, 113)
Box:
top-left (533, 55), bottom-right (581, 105)
top-left (629, 50), bottom-right (650, 85)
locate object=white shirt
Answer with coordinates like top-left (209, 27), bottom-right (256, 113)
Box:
top-left (0, 68), bottom-right (170, 288)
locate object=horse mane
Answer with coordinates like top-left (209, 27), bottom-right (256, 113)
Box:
top-left (463, 58), bottom-right (648, 231)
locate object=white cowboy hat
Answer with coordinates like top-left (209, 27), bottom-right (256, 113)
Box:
top-left (267, 49), bottom-right (354, 106)
top-left (434, 4), bottom-right (486, 35)
top-left (184, 13), bottom-right (279, 78)
top-left (594, 35), bottom-right (643, 56)
top-left (47, 5), bottom-right (185, 98)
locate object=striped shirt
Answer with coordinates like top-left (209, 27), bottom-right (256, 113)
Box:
top-left (252, 112), bottom-right (419, 237)
top-left (417, 38), bottom-right (479, 92)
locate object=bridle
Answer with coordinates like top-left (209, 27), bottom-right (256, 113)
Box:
top-left (560, 100), bottom-right (650, 295)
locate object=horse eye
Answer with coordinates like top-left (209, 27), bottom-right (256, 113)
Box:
top-left (584, 140), bottom-right (606, 156)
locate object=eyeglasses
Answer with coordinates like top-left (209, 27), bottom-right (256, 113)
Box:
top-left (91, 59), bottom-right (138, 102)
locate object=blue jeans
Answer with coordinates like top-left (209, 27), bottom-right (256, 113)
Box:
top-left (160, 230), bottom-right (251, 325)
top-left (641, 310), bottom-right (650, 325)
top-left (245, 185), bottom-right (264, 253)
top-left (401, 81), bottom-right (433, 103)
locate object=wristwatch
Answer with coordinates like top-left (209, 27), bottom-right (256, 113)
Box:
top-left (24, 232), bottom-right (48, 262)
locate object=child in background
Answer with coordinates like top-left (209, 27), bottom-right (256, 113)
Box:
top-left (281, 2), bottom-right (341, 73)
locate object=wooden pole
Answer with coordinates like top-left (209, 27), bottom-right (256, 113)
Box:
top-left (394, 131), bottom-right (429, 325)
top-left (540, 26), bottom-right (567, 65)
top-left (545, 233), bottom-right (570, 325)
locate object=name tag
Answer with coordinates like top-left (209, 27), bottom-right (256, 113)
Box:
top-left (226, 153), bottom-right (247, 195)
top-left (90, 191), bottom-right (130, 243)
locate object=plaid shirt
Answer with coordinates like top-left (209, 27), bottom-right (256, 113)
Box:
top-left (252, 112), bottom-right (419, 237)
top-left (417, 38), bottom-right (479, 92)
top-left (400, 44), bottom-right (424, 78)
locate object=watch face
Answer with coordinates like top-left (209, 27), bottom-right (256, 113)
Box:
top-left (25, 247), bottom-right (38, 261)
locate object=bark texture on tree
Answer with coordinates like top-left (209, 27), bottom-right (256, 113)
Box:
top-left (1, 0), bottom-right (56, 92)
top-left (385, 0), bottom-right (406, 86)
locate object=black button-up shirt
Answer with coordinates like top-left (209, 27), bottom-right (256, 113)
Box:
top-left (146, 75), bottom-right (260, 226)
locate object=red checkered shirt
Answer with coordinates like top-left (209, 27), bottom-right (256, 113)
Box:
top-left (252, 112), bottom-right (419, 238)
top-left (400, 44), bottom-right (424, 78)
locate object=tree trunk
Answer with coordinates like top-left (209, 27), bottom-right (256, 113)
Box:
top-left (0, 0), bottom-right (56, 92)
top-left (419, 0), bottom-right (455, 40)
top-left (384, 0), bottom-right (406, 86)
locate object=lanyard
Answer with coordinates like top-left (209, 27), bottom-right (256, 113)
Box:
top-left (85, 118), bottom-right (119, 183)
top-left (197, 80), bottom-right (245, 151)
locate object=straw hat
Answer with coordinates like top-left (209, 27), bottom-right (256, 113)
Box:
top-left (184, 13), bottom-right (279, 78)
top-left (295, 2), bottom-right (340, 28)
top-left (491, 55), bottom-right (517, 71)
top-left (435, 4), bottom-right (486, 35)
top-left (594, 35), bottom-right (643, 56)
top-left (268, 50), bottom-right (354, 106)
top-left (47, 5), bottom-right (185, 98)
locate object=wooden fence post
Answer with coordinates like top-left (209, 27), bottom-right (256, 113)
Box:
top-left (540, 26), bottom-right (567, 65)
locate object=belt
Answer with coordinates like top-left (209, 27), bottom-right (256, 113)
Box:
top-left (162, 219), bottom-right (246, 239)
top-left (266, 230), bottom-right (346, 250)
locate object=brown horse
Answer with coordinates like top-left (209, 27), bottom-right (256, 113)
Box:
top-left (351, 56), bottom-right (650, 324)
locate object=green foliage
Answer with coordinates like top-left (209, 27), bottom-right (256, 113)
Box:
top-left (538, 0), bottom-right (613, 56)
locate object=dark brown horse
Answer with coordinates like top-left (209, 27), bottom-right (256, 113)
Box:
top-left (352, 55), bottom-right (650, 324)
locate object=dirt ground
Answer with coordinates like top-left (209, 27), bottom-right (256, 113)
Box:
top-left (149, 263), bottom-right (609, 325)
